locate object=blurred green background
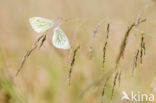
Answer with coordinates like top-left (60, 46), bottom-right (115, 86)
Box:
top-left (0, 0), bottom-right (156, 103)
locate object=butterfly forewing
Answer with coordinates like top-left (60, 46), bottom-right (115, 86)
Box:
top-left (52, 26), bottom-right (71, 50)
top-left (29, 17), bottom-right (54, 33)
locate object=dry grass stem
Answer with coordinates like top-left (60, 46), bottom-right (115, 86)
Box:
top-left (67, 30), bottom-right (77, 60)
top-left (135, 11), bottom-right (146, 27)
top-left (135, 18), bottom-right (147, 27)
top-left (101, 76), bottom-right (110, 103)
top-left (111, 72), bottom-right (119, 99)
top-left (118, 70), bottom-right (121, 87)
top-left (80, 18), bottom-right (147, 101)
top-left (135, 4), bottom-right (148, 27)
top-left (115, 18), bottom-right (146, 69)
top-left (132, 49), bottom-right (140, 76)
top-left (16, 34), bottom-right (46, 76)
top-left (39, 35), bottom-right (46, 49)
top-left (102, 42), bottom-right (107, 68)
top-left (140, 33), bottom-right (146, 64)
top-left (115, 23), bottom-right (135, 69)
top-left (89, 20), bottom-right (104, 58)
top-left (68, 45), bottom-right (80, 86)
top-left (67, 22), bottom-right (84, 60)
top-left (102, 24), bottom-right (110, 68)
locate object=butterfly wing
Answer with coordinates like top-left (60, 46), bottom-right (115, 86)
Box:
top-left (29, 17), bottom-right (54, 33)
top-left (52, 26), bottom-right (71, 50)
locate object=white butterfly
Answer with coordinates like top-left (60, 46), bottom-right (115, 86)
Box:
top-left (29, 17), bottom-right (55, 33)
top-left (52, 26), bottom-right (71, 50)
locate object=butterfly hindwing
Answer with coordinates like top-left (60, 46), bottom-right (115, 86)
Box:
top-left (52, 26), bottom-right (71, 50)
top-left (29, 17), bottom-right (54, 33)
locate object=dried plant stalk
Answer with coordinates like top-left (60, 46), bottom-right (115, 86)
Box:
top-left (68, 45), bottom-right (80, 86)
top-left (102, 24), bottom-right (110, 68)
top-left (111, 72), bottom-right (119, 99)
top-left (115, 17), bottom-right (146, 69)
top-left (106, 24), bottom-right (110, 39)
top-left (67, 29), bottom-right (78, 60)
top-left (115, 23), bottom-right (135, 69)
top-left (135, 10), bottom-right (146, 27)
top-left (135, 3), bottom-right (149, 27)
top-left (67, 22), bottom-right (84, 60)
top-left (135, 18), bottom-right (146, 27)
top-left (101, 76), bottom-right (110, 103)
top-left (140, 33), bottom-right (146, 64)
top-left (102, 42), bottom-right (107, 68)
top-left (118, 70), bottom-right (121, 87)
top-left (89, 21), bottom-right (104, 58)
top-left (16, 34), bottom-right (46, 76)
top-left (143, 42), bottom-right (146, 55)
top-left (132, 49), bottom-right (140, 76)
top-left (80, 19), bottom-right (146, 100)
top-left (39, 35), bottom-right (46, 49)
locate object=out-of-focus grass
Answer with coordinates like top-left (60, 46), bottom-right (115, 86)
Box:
top-left (0, 0), bottom-right (156, 103)
top-left (0, 76), bottom-right (27, 103)
top-left (0, 47), bottom-right (27, 103)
